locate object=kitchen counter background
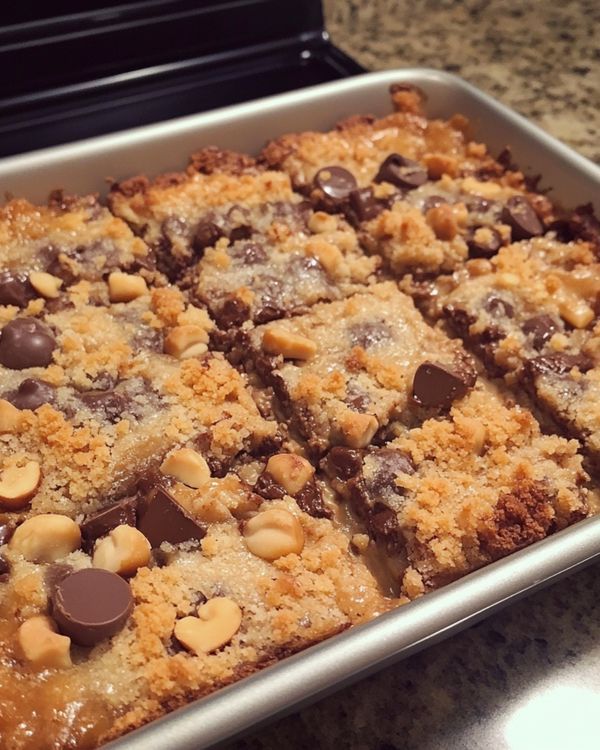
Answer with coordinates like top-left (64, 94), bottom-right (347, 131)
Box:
top-left (227, 3), bottom-right (600, 749)
top-left (324, 0), bottom-right (599, 164)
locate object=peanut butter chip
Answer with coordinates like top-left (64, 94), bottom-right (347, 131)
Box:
top-left (0, 461), bottom-right (41, 509)
top-left (18, 615), bottom-right (72, 669)
top-left (265, 454), bottom-right (314, 495)
top-left (160, 448), bottom-right (211, 488)
top-left (339, 412), bottom-right (379, 449)
top-left (262, 328), bottom-right (317, 360)
top-left (164, 325), bottom-right (208, 359)
top-left (92, 525), bottom-right (151, 577)
top-left (9, 514), bottom-right (81, 562)
top-left (243, 508), bottom-right (304, 561)
top-left (29, 271), bottom-right (63, 299)
top-left (174, 597), bottom-right (242, 654)
top-left (0, 399), bottom-right (23, 434)
top-left (108, 272), bottom-right (148, 303)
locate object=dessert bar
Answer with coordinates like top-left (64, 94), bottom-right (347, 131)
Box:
top-left (0, 83), bottom-right (597, 749)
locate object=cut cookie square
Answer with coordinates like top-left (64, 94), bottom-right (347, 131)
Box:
top-left (0, 193), bottom-right (156, 304)
top-left (324, 381), bottom-right (588, 597)
top-left (0, 474), bottom-right (393, 748)
top-left (0, 284), bottom-right (278, 521)
top-left (244, 281), bottom-right (478, 456)
top-left (425, 235), bottom-right (600, 471)
top-left (260, 85), bottom-right (558, 276)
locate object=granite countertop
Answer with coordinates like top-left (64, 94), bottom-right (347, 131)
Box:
top-left (226, 4), bottom-right (600, 748)
top-left (324, 0), bottom-right (600, 164)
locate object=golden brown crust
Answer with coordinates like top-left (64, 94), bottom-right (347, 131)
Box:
top-left (479, 480), bottom-right (556, 559)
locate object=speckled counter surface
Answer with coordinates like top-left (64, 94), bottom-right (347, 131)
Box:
top-left (324, 0), bottom-right (600, 164)
top-left (224, 3), bottom-right (600, 749)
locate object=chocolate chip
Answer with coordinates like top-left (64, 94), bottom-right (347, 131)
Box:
top-left (0, 272), bottom-right (35, 308)
top-left (80, 389), bottom-right (130, 423)
top-left (228, 225), bottom-right (253, 242)
top-left (295, 480), bottom-right (332, 519)
top-left (527, 352), bottom-right (592, 377)
top-left (326, 446), bottom-right (363, 481)
top-left (214, 297), bottom-right (251, 328)
top-left (0, 318), bottom-right (56, 370)
top-left (522, 315), bottom-right (559, 350)
top-left (0, 552), bottom-right (10, 582)
top-left (369, 506), bottom-right (404, 552)
top-left (422, 195), bottom-right (448, 213)
top-left (52, 568), bottom-right (133, 646)
top-left (253, 471), bottom-right (286, 501)
top-left (374, 153), bottom-right (427, 190)
top-left (501, 196), bottom-right (543, 240)
top-left (484, 295), bottom-right (514, 318)
top-left (349, 188), bottom-right (381, 222)
top-left (345, 382), bottom-right (371, 412)
top-left (192, 221), bottom-right (223, 254)
top-left (4, 378), bottom-right (55, 410)
top-left (80, 497), bottom-right (138, 553)
top-left (366, 449), bottom-right (414, 497)
top-left (467, 226), bottom-right (503, 258)
top-left (229, 242), bottom-right (268, 265)
top-left (348, 321), bottom-right (392, 349)
top-left (314, 166), bottom-right (357, 202)
top-left (412, 361), bottom-right (476, 408)
top-left (137, 485), bottom-right (206, 548)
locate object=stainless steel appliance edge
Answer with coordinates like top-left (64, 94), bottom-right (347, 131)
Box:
top-left (1, 69), bottom-right (599, 749)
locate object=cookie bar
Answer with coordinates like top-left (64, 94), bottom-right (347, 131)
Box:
top-left (109, 148), bottom-right (380, 328)
top-left (0, 193), bottom-right (155, 304)
top-left (324, 381), bottom-right (588, 597)
top-left (426, 234), bottom-right (600, 471)
top-left (0, 281), bottom-right (279, 522)
top-left (244, 282), bottom-right (477, 457)
top-left (260, 85), bottom-right (555, 276)
top-left (0, 472), bottom-right (392, 749)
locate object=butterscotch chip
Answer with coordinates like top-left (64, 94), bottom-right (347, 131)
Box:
top-left (164, 325), bottom-right (209, 359)
top-left (9, 514), bottom-right (81, 562)
top-left (0, 399), bottom-right (23, 433)
top-left (262, 328), bottom-right (317, 360)
top-left (174, 597), bottom-right (242, 654)
top-left (339, 412), bottom-right (379, 449)
top-left (92, 525), bottom-right (151, 577)
top-left (265, 454), bottom-right (314, 495)
top-left (108, 272), bottom-right (148, 303)
top-left (17, 615), bottom-right (72, 669)
top-left (29, 271), bottom-right (63, 299)
top-left (243, 508), bottom-right (304, 561)
top-left (0, 461), bottom-right (41, 509)
top-left (160, 448), bottom-right (211, 488)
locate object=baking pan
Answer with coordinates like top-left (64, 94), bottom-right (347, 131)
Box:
top-left (1, 69), bottom-right (600, 749)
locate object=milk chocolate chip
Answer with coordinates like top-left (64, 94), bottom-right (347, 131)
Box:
top-left (0, 272), bottom-right (35, 308)
top-left (522, 315), bottom-right (559, 350)
top-left (80, 497), bottom-right (138, 553)
top-left (375, 154), bottom-right (427, 190)
top-left (501, 196), bottom-right (543, 240)
top-left (349, 188), bottom-right (381, 222)
top-left (326, 446), bottom-right (363, 481)
top-left (79, 389), bottom-right (130, 423)
top-left (137, 485), bottom-right (205, 548)
top-left (52, 568), bottom-right (133, 646)
top-left (5, 378), bottom-right (55, 410)
top-left (314, 166), bottom-right (357, 202)
top-left (192, 221), bottom-right (223, 254)
top-left (412, 361), bottom-right (475, 408)
top-left (467, 226), bottom-right (502, 258)
top-left (0, 318), bottom-right (56, 369)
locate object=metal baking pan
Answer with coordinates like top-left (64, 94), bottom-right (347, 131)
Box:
top-left (1, 69), bottom-right (599, 749)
